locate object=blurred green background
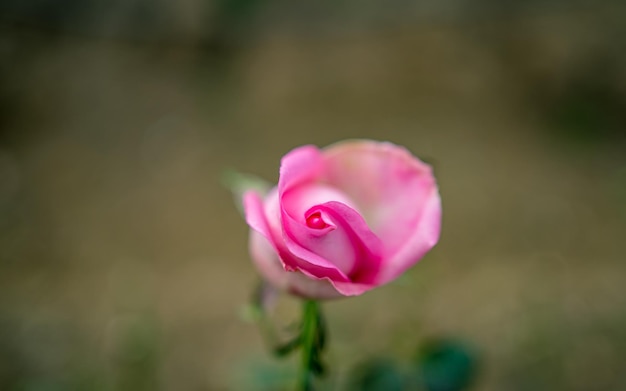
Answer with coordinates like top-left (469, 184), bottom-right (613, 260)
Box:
top-left (1, 1), bottom-right (625, 390)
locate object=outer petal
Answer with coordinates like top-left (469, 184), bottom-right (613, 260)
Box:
top-left (322, 140), bottom-right (440, 260)
top-left (330, 281), bottom-right (376, 296)
top-left (250, 227), bottom-right (378, 298)
top-left (377, 186), bottom-right (441, 284)
top-left (278, 145), bottom-right (324, 196)
top-left (243, 190), bottom-right (274, 244)
top-left (249, 231), bottom-right (344, 299)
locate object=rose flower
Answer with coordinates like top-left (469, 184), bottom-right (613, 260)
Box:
top-left (243, 140), bottom-right (441, 299)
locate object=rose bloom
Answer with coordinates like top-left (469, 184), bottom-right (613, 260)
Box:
top-left (243, 140), bottom-right (441, 299)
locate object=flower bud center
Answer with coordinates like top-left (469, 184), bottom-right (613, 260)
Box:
top-left (306, 211), bottom-right (328, 229)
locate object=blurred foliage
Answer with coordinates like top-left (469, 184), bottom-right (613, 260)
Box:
top-left (222, 169), bottom-right (271, 217)
top-left (414, 339), bottom-right (477, 391)
top-left (111, 315), bottom-right (161, 391)
top-left (347, 358), bottom-right (406, 391)
top-left (347, 339), bottom-right (478, 391)
top-left (0, 314), bottom-right (160, 391)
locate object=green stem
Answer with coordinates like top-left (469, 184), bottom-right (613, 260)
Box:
top-left (298, 300), bottom-right (319, 391)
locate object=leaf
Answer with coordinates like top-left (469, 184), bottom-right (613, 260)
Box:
top-left (315, 309), bottom-right (327, 352)
top-left (238, 303), bottom-right (263, 323)
top-left (347, 358), bottom-right (406, 391)
top-left (221, 168), bottom-right (272, 216)
top-left (273, 335), bottom-right (301, 357)
top-left (413, 338), bottom-right (478, 391)
top-left (309, 356), bottom-right (325, 376)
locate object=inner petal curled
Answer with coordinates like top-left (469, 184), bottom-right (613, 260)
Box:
top-left (306, 211), bottom-right (329, 229)
top-left (282, 183), bottom-right (358, 225)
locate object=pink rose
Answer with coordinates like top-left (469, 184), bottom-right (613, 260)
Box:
top-left (243, 140), bottom-right (441, 299)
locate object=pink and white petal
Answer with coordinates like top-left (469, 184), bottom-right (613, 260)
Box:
top-left (287, 274), bottom-right (345, 300)
top-left (278, 145), bottom-right (324, 195)
top-left (280, 212), bottom-right (353, 281)
top-left (376, 187), bottom-right (442, 285)
top-left (260, 188), bottom-right (349, 281)
top-left (250, 231), bottom-right (344, 300)
top-left (322, 140), bottom-right (437, 256)
top-left (312, 202), bottom-right (384, 283)
top-left (329, 280), bottom-right (376, 296)
top-left (280, 198), bottom-right (384, 281)
top-left (249, 230), bottom-right (291, 291)
top-left (243, 190), bottom-right (274, 242)
top-left (244, 189), bottom-right (297, 270)
top-left (282, 213), bottom-right (354, 275)
top-left (282, 183), bottom-right (357, 224)
top-left (277, 145), bottom-right (359, 280)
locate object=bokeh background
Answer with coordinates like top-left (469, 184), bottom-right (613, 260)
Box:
top-left (1, 1), bottom-right (626, 390)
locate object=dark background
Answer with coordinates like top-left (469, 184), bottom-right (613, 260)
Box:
top-left (1, 1), bottom-right (625, 390)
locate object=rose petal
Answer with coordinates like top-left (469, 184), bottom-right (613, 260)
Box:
top-left (249, 231), bottom-right (343, 299)
top-left (278, 145), bottom-right (323, 196)
top-left (244, 140), bottom-right (441, 299)
top-left (244, 189), bottom-right (351, 282)
top-left (281, 184), bottom-right (363, 275)
top-left (282, 183), bottom-right (357, 225)
top-left (310, 201), bottom-right (383, 283)
top-left (329, 280), bottom-right (375, 296)
top-left (277, 146), bottom-right (357, 280)
top-left (377, 186), bottom-right (441, 284)
top-left (243, 190), bottom-right (273, 241)
top-left (322, 140), bottom-right (438, 258)
top-left (278, 146), bottom-right (384, 282)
